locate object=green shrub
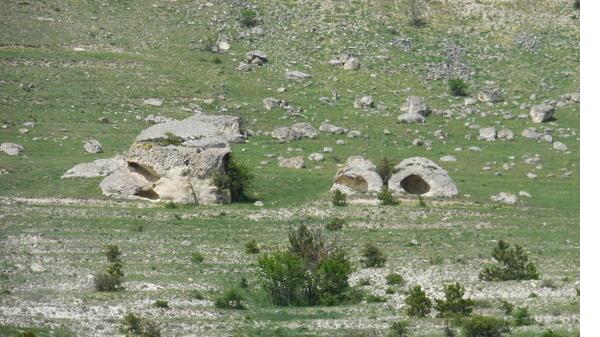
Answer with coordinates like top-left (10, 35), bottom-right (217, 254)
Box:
top-left (361, 242), bottom-right (387, 268)
top-left (239, 276), bottom-right (249, 289)
top-left (500, 300), bottom-right (514, 315)
top-left (434, 282), bottom-right (474, 318)
top-left (190, 289), bottom-right (204, 300)
top-left (94, 261), bottom-right (123, 291)
top-left (386, 273), bottom-right (405, 286)
top-left (316, 250), bottom-right (353, 302)
top-left (405, 285), bottom-right (432, 317)
top-left (326, 217), bottom-right (346, 231)
top-left (122, 312), bottom-right (161, 337)
top-left (19, 331), bottom-right (37, 337)
top-left (388, 321), bottom-right (409, 337)
top-left (376, 157), bottom-right (394, 184)
top-left (191, 252), bottom-right (204, 264)
top-left (512, 307), bottom-right (534, 326)
top-left (245, 240), bottom-right (260, 254)
top-left (479, 240), bottom-right (539, 281)
top-left (448, 78), bottom-right (468, 96)
top-left (211, 56), bottom-right (222, 64)
top-left (164, 201), bottom-right (177, 209)
top-left (105, 244), bottom-right (121, 263)
top-left (357, 278), bottom-right (371, 286)
top-left (215, 288), bottom-right (245, 309)
top-left (366, 294), bottom-right (387, 303)
top-left (239, 9), bottom-right (258, 27)
top-left (258, 251), bottom-right (305, 306)
top-left (213, 155), bottom-right (253, 202)
top-left (160, 132), bottom-right (183, 146)
top-left (153, 300), bottom-right (169, 309)
top-left (385, 287), bottom-right (396, 294)
top-left (443, 325), bottom-right (457, 337)
top-left (461, 315), bottom-right (510, 337)
top-left (378, 187), bottom-right (399, 206)
top-left (542, 329), bottom-right (565, 337)
top-left (332, 189), bottom-right (347, 207)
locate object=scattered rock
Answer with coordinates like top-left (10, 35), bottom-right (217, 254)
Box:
top-left (0, 143), bottom-right (24, 156)
top-left (291, 123), bottom-right (318, 139)
top-left (478, 127), bottom-right (497, 141)
top-left (553, 142), bottom-right (568, 151)
top-left (278, 156), bottom-right (305, 169)
top-left (83, 139), bottom-right (103, 154)
top-left (497, 128), bottom-right (514, 141)
top-left (308, 153), bottom-right (324, 161)
top-left (491, 192), bottom-right (519, 205)
top-left (530, 104), bottom-right (556, 123)
top-left (286, 70), bottom-right (311, 81)
top-left (440, 156), bottom-right (457, 162)
top-left (143, 98), bottom-right (163, 106)
top-left (354, 96), bottom-right (375, 109)
top-left (330, 156), bottom-right (383, 195)
top-left (246, 50), bottom-right (268, 65)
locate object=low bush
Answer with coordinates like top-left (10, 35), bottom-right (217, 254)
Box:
top-left (405, 285), bottom-right (432, 317)
top-left (365, 294), bottom-right (387, 303)
top-left (153, 300), bottom-right (169, 309)
top-left (239, 9), bottom-right (258, 27)
top-left (448, 78), bottom-right (468, 96)
top-left (245, 240), bottom-right (260, 254)
top-left (361, 242), bottom-right (387, 268)
top-left (387, 321), bottom-right (409, 337)
top-left (105, 244), bottom-right (121, 262)
top-left (326, 217), bottom-right (346, 231)
top-left (434, 282), bottom-right (474, 318)
top-left (332, 189), bottom-right (347, 207)
top-left (94, 245), bottom-right (124, 291)
top-left (479, 240), bottom-right (539, 281)
top-left (500, 300), bottom-right (514, 315)
top-left (386, 273), bottom-right (405, 286)
top-left (213, 155), bottom-right (253, 202)
top-left (542, 330), bottom-right (565, 337)
top-left (512, 307), bottom-right (534, 326)
top-left (122, 312), bottom-right (161, 337)
top-left (376, 157), bottom-right (394, 184)
top-left (19, 331), bottom-right (37, 337)
top-left (191, 252), bottom-right (204, 264)
top-left (378, 187), bottom-right (399, 206)
top-left (461, 315), bottom-right (510, 337)
top-left (215, 288), bottom-right (245, 309)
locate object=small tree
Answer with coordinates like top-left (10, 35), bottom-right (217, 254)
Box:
top-left (405, 285), bottom-right (432, 317)
top-left (94, 244), bottom-right (124, 291)
top-left (434, 282), bottom-right (474, 317)
top-left (239, 9), bottom-right (258, 27)
top-left (215, 288), bottom-right (245, 309)
top-left (378, 186), bottom-right (399, 206)
top-left (461, 315), bottom-right (510, 337)
top-left (479, 240), bottom-right (539, 281)
top-left (258, 251), bottom-right (305, 306)
top-left (512, 307), bottom-right (534, 326)
top-left (376, 157), bottom-right (394, 184)
top-left (122, 312), bottom-right (161, 337)
top-left (245, 240), bottom-right (260, 254)
top-left (405, 0), bottom-right (426, 27)
top-left (448, 78), bottom-right (468, 96)
top-left (361, 242), bottom-right (387, 268)
top-left (326, 217), bottom-right (345, 231)
top-left (332, 189), bottom-right (347, 207)
top-left (388, 321), bottom-right (409, 337)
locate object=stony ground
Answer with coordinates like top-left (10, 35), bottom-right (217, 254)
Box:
top-left (0, 0), bottom-right (579, 336)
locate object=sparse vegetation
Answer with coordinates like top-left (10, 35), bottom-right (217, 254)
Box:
top-left (122, 312), bottom-right (161, 337)
top-left (387, 321), bottom-right (409, 337)
top-left (386, 273), bottom-right (405, 286)
top-left (213, 155), bottom-right (253, 202)
top-left (461, 315), bottom-right (510, 337)
top-left (153, 300), bottom-right (169, 309)
top-left (215, 288), bottom-right (245, 309)
top-left (326, 217), bottom-right (346, 231)
top-left (245, 240), bottom-right (260, 254)
top-left (479, 240), bottom-right (539, 281)
top-left (191, 252), bottom-right (205, 264)
top-left (332, 189), bottom-right (347, 207)
top-left (376, 157), bottom-right (394, 184)
top-left (405, 285), bottom-right (432, 317)
top-left (448, 78), bottom-right (468, 96)
top-left (434, 282), bottom-right (474, 318)
top-left (361, 242), bottom-right (387, 268)
top-left (94, 244), bottom-right (124, 291)
top-left (405, 0), bottom-right (426, 27)
top-left (512, 307), bottom-right (534, 326)
top-left (378, 187), bottom-right (399, 206)
top-left (239, 9), bottom-right (259, 27)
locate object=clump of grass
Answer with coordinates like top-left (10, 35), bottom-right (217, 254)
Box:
top-left (417, 195), bottom-right (427, 207)
top-left (326, 217), bottom-right (346, 231)
top-left (365, 294), bottom-right (387, 303)
top-left (479, 240), bottom-right (539, 281)
top-left (164, 201), bottom-right (177, 209)
top-left (191, 252), bottom-right (204, 264)
top-left (332, 189), bottom-right (347, 207)
top-left (405, 0), bottom-right (426, 27)
top-left (385, 273), bottom-right (405, 286)
top-left (512, 307), bottom-right (534, 326)
top-left (211, 56), bottom-right (222, 64)
top-left (500, 300), bottom-right (514, 315)
top-left (448, 78), bottom-right (468, 96)
top-left (245, 240), bottom-right (260, 254)
top-left (238, 9), bottom-right (258, 27)
top-left (190, 289), bottom-right (204, 300)
top-left (122, 312), bottom-right (161, 337)
top-left (361, 242), bottom-right (387, 268)
top-left (19, 331), bottom-right (37, 337)
top-left (159, 132), bottom-right (183, 146)
top-left (387, 321), bottom-right (409, 337)
top-left (460, 315), bottom-right (510, 337)
top-left (153, 300), bottom-right (169, 309)
top-left (405, 285), bottom-right (432, 317)
top-left (215, 288), bottom-right (245, 309)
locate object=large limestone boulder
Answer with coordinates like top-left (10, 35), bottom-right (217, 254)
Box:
top-left (388, 157), bottom-right (458, 198)
top-left (98, 113), bottom-right (245, 205)
top-left (1, 143), bottom-right (24, 156)
top-left (330, 156), bottom-right (383, 196)
top-left (272, 127), bottom-right (302, 142)
top-left (401, 96), bottom-right (431, 116)
top-left (530, 104), bottom-right (556, 123)
top-left (62, 155), bottom-right (126, 178)
top-left (291, 123), bottom-right (318, 139)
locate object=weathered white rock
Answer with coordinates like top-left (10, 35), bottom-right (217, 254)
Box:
top-left (491, 192), bottom-right (519, 205)
top-left (291, 123), bottom-right (318, 139)
top-left (343, 57), bottom-right (360, 70)
top-left (246, 50), bottom-right (268, 64)
top-left (478, 127), bottom-right (497, 141)
top-left (354, 96), bottom-right (374, 109)
top-left (497, 128), bottom-right (514, 141)
top-left (388, 157), bottom-right (458, 198)
top-left (272, 127), bottom-right (302, 142)
top-left (0, 143), bottom-right (24, 156)
top-left (521, 128), bottom-right (541, 139)
top-left (330, 156), bottom-right (383, 196)
top-left (530, 104), bottom-right (556, 123)
top-left (308, 153), bottom-right (324, 161)
top-left (286, 71), bottom-right (311, 81)
top-left (278, 156), bottom-right (305, 169)
top-left (553, 141), bottom-right (568, 151)
top-left (62, 155), bottom-right (126, 178)
top-left (401, 96), bottom-right (431, 116)
top-left (440, 155), bottom-right (457, 162)
top-left (83, 139), bottom-right (103, 154)
top-left (143, 98), bottom-right (163, 106)
top-left (136, 113), bottom-right (245, 143)
top-left (398, 113), bottom-right (426, 124)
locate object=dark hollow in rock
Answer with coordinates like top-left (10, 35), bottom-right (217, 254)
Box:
top-left (335, 175), bottom-right (368, 193)
top-left (128, 161), bottom-right (160, 182)
top-left (134, 189), bottom-right (160, 200)
top-left (400, 175), bottom-right (431, 195)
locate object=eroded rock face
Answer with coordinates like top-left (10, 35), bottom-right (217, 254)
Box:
top-left (330, 156), bottom-right (383, 196)
top-left (98, 113), bottom-right (244, 204)
top-left (62, 155), bottom-right (126, 178)
top-left (388, 157), bottom-right (458, 198)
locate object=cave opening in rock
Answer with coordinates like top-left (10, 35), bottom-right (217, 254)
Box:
top-left (128, 162), bottom-right (160, 182)
top-left (400, 174), bottom-right (430, 195)
top-left (134, 189), bottom-right (160, 200)
top-left (336, 175), bottom-right (368, 192)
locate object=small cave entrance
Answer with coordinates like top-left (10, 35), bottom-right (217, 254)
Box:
top-left (400, 174), bottom-right (430, 195)
top-left (128, 162), bottom-right (160, 182)
top-left (336, 175), bottom-right (368, 192)
top-left (134, 189), bottom-right (160, 200)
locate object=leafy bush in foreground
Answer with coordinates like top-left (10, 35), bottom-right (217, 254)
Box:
top-left (448, 78), bottom-right (468, 96)
top-left (434, 282), bottom-right (474, 318)
top-left (361, 242), bottom-right (387, 268)
top-left (405, 285), bottom-right (432, 317)
top-left (122, 312), bottom-right (161, 337)
top-left (461, 315), bottom-right (510, 337)
top-left (332, 189), bottom-right (347, 207)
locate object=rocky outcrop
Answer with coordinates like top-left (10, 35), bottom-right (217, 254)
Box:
top-left (62, 155), bottom-right (126, 178)
top-left (83, 139), bottom-right (103, 154)
top-left (330, 156), bottom-right (383, 196)
top-left (98, 112), bottom-right (246, 204)
top-left (1, 143), bottom-right (24, 156)
top-left (398, 96), bottom-right (430, 123)
top-left (530, 104), bottom-right (556, 123)
top-left (388, 157), bottom-right (458, 198)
